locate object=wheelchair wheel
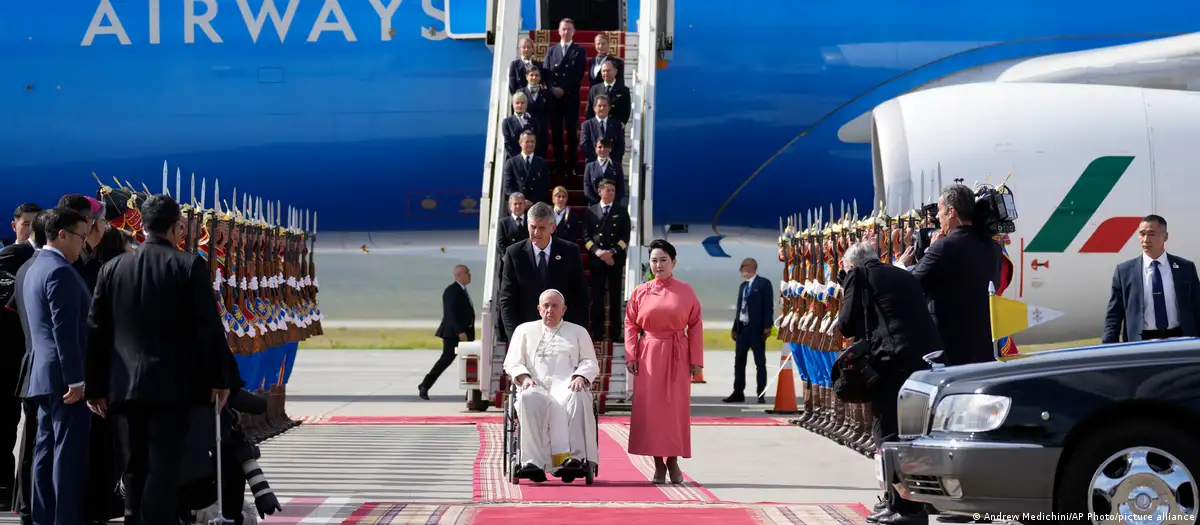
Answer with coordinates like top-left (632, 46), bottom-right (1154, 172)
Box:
top-left (585, 461), bottom-right (594, 485)
top-left (509, 462), bottom-right (520, 485)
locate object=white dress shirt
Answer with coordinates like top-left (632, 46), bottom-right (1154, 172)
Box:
top-left (1142, 252), bottom-right (1179, 330)
top-left (739, 274), bottom-right (757, 323)
top-left (533, 241), bottom-right (552, 264)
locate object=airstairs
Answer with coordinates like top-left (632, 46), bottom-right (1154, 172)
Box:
top-left (459, 0), bottom-right (672, 413)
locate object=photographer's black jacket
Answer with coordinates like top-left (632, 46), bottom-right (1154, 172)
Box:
top-left (911, 226), bottom-right (1002, 366)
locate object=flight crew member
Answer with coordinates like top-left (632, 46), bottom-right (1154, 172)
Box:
top-left (583, 180), bottom-right (631, 341)
top-left (502, 131), bottom-right (551, 205)
top-left (543, 18), bottom-right (587, 176)
top-left (508, 37), bottom-right (541, 94)
top-left (419, 265), bottom-right (475, 400)
top-left (550, 186), bottom-right (580, 243)
top-left (583, 138), bottom-right (626, 206)
top-left (588, 33), bottom-right (624, 87)
top-left (503, 92), bottom-right (540, 159)
top-left (579, 95), bottom-right (625, 166)
top-left (497, 193), bottom-right (530, 255)
top-left (520, 67), bottom-right (552, 159)
top-left (586, 62), bottom-right (631, 125)
top-left (1103, 214), bottom-right (1200, 343)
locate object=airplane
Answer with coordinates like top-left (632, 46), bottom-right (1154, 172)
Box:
top-left (3, 0), bottom-right (1199, 240)
top-left (865, 32), bottom-right (1200, 345)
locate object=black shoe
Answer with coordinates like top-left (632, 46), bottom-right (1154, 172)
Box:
top-left (872, 498), bottom-right (888, 513)
top-left (757, 395), bottom-right (766, 404)
top-left (878, 511), bottom-right (928, 525)
top-left (519, 463), bottom-right (547, 483)
top-left (867, 509), bottom-right (894, 523)
top-left (418, 385), bottom-right (430, 400)
top-left (722, 394), bottom-right (745, 403)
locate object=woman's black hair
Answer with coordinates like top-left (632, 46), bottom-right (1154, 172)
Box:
top-left (94, 223), bottom-right (132, 265)
top-left (648, 238), bottom-right (676, 260)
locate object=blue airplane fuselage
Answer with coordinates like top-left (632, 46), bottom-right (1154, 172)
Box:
top-left (2, 0), bottom-right (1197, 233)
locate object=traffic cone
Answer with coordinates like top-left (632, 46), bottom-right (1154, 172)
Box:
top-left (691, 368), bottom-right (706, 383)
top-left (765, 345), bottom-right (800, 414)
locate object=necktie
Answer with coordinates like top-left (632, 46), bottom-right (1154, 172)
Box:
top-left (603, 206), bottom-right (610, 217)
top-left (600, 120), bottom-right (606, 136)
top-left (1152, 260), bottom-right (1168, 331)
top-left (537, 251), bottom-right (548, 281)
top-left (526, 156), bottom-right (531, 169)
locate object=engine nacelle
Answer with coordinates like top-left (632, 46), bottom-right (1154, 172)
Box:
top-left (869, 82), bottom-right (1200, 344)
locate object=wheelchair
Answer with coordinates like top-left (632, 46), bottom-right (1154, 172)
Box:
top-left (502, 380), bottom-right (599, 485)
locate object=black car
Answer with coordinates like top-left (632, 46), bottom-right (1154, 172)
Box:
top-left (882, 340), bottom-right (1200, 523)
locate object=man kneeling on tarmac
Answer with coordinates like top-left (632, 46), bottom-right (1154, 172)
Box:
top-left (504, 289), bottom-right (600, 482)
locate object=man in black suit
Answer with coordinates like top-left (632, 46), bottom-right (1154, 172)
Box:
top-left (583, 180), bottom-right (630, 341)
top-left (419, 265), bottom-right (475, 400)
top-left (1103, 215), bottom-right (1200, 343)
top-left (498, 202), bottom-right (589, 340)
top-left (723, 258), bottom-right (775, 404)
top-left (900, 184), bottom-right (1000, 366)
top-left (583, 138), bottom-right (626, 206)
top-left (497, 193), bottom-right (530, 255)
top-left (508, 37), bottom-right (541, 94)
top-left (543, 18), bottom-right (586, 175)
top-left (85, 195), bottom-right (233, 525)
top-left (587, 62), bottom-right (631, 125)
top-left (579, 95), bottom-right (625, 166)
top-left (520, 67), bottom-right (552, 159)
top-left (503, 92), bottom-right (541, 159)
top-left (838, 242), bottom-right (939, 525)
top-left (503, 131), bottom-right (551, 205)
top-left (0, 203), bottom-right (40, 511)
top-left (588, 33), bottom-right (624, 87)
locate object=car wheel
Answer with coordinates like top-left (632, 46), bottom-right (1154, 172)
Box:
top-left (1055, 420), bottom-right (1199, 523)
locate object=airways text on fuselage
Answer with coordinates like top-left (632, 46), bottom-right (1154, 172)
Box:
top-left (81, 0), bottom-right (447, 46)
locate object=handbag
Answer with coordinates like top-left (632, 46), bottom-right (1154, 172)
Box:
top-left (831, 268), bottom-right (890, 403)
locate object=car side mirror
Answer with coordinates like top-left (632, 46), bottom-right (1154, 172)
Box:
top-left (923, 351), bottom-right (945, 370)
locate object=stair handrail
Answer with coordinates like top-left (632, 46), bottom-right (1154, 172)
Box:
top-left (624, 0), bottom-right (661, 299)
top-left (480, 0), bottom-right (522, 386)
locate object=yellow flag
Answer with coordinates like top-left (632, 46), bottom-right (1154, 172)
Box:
top-left (989, 294), bottom-right (1063, 340)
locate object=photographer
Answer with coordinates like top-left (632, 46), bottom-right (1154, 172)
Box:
top-left (838, 242), bottom-right (941, 525)
top-left (899, 184), bottom-right (1002, 366)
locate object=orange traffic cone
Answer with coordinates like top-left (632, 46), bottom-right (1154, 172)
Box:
top-left (691, 368), bottom-right (706, 383)
top-left (765, 345), bottom-right (800, 414)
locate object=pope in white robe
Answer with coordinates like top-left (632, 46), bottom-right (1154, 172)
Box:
top-left (503, 289), bottom-right (600, 480)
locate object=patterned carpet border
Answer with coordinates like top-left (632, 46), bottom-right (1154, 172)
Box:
top-left (474, 422), bottom-right (521, 501)
top-left (297, 415), bottom-right (792, 426)
top-left (340, 502), bottom-right (871, 525)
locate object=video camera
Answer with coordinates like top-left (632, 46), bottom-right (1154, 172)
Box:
top-left (972, 183), bottom-right (1018, 234)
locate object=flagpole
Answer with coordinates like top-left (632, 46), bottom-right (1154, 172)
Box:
top-left (989, 281), bottom-right (1001, 361)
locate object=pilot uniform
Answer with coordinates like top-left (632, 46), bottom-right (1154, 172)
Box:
top-left (583, 202), bottom-right (631, 341)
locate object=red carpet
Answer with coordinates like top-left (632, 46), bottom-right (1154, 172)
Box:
top-left (341, 502), bottom-right (873, 524)
top-left (299, 415), bottom-right (789, 426)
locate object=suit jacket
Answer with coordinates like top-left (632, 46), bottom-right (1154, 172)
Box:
top-left (583, 159), bottom-right (626, 205)
top-left (502, 114), bottom-right (540, 158)
top-left (911, 226), bottom-right (1001, 366)
top-left (498, 238), bottom-right (588, 339)
top-left (543, 42), bottom-right (587, 95)
top-left (838, 260), bottom-right (942, 374)
top-left (497, 214), bottom-right (530, 255)
top-left (0, 242), bottom-right (35, 390)
top-left (520, 86), bottom-right (553, 125)
top-left (18, 248), bottom-right (91, 398)
top-left (583, 203), bottom-right (630, 264)
top-left (588, 55), bottom-right (625, 87)
top-left (586, 82), bottom-right (632, 124)
top-left (508, 57), bottom-right (542, 93)
top-left (436, 282), bottom-right (476, 343)
top-left (579, 117), bottom-right (625, 164)
top-left (502, 154), bottom-right (551, 205)
top-left (733, 275), bottom-right (774, 338)
top-left (1103, 254), bottom-right (1200, 343)
top-left (9, 250), bottom-right (39, 397)
top-left (552, 207), bottom-right (580, 243)
top-left (86, 237), bottom-right (232, 407)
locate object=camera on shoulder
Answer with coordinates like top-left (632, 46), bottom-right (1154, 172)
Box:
top-left (972, 184), bottom-right (1018, 234)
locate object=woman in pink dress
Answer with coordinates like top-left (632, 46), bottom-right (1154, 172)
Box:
top-left (623, 239), bottom-right (703, 484)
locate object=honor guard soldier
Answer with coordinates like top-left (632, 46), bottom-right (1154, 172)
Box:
top-left (583, 179), bottom-right (631, 341)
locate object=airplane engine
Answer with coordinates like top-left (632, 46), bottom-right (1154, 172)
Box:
top-left (867, 82), bottom-right (1200, 345)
